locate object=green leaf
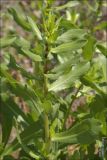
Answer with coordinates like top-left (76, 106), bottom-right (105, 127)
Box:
top-left (94, 21), bottom-right (107, 31)
top-left (55, 1), bottom-right (79, 10)
top-left (51, 39), bottom-right (87, 54)
top-left (80, 76), bottom-right (105, 95)
top-left (97, 44), bottom-right (107, 57)
top-left (42, 100), bottom-right (52, 114)
top-left (0, 36), bottom-right (16, 48)
top-left (3, 155), bottom-right (16, 160)
top-left (1, 122), bottom-right (43, 157)
top-left (13, 36), bottom-right (30, 49)
top-left (28, 17), bottom-right (42, 40)
top-left (15, 120), bottom-right (42, 160)
top-left (0, 100), bottom-right (13, 146)
top-left (1, 69), bottom-right (43, 119)
top-left (8, 55), bottom-right (41, 80)
top-left (1, 97), bottom-right (30, 125)
top-left (6, 36), bottom-right (42, 62)
top-left (48, 62), bottom-right (90, 92)
top-left (20, 49), bottom-right (42, 62)
top-left (46, 55), bottom-right (80, 80)
top-left (8, 8), bottom-right (31, 31)
top-left (83, 36), bottom-right (96, 60)
top-left (56, 29), bottom-right (87, 43)
top-left (51, 55), bottom-right (80, 74)
top-left (52, 118), bottom-right (101, 145)
top-left (89, 94), bottom-right (106, 115)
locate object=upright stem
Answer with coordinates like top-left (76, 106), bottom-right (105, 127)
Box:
top-left (44, 43), bottom-right (50, 143)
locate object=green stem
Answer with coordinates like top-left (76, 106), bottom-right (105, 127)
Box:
top-left (44, 112), bottom-right (49, 142)
top-left (63, 84), bottom-right (83, 129)
top-left (44, 75), bottom-right (49, 142)
top-left (43, 41), bottom-right (50, 149)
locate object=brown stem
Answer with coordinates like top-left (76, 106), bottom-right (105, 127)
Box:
top-left (63, 84), bottom-right (83, 129)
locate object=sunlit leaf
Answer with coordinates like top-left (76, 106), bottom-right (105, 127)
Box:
top-left (94, 21), bottom-right (107, 31)
top-left (13, 36), bottom-right (30, 49)
top-left (81, 76), bottom-right (105, 95)
top-left (8, 8), bottom-right (31, 31)
top-left (55, 1), bottom-right (79, 10)
top-left (97, 44), bottom-right (107, 57)
top-left (56, 29), bottom-right (87, 43)
top-left (48, 62), bottom-right (90, 92)
top-left (52, 55), bottom-right (80, 74)
top-left (83, 36), bottom-right (96, 60)
top-left (0, 36), bottom-right (16, 48)
top-left (51, 39), bottom-right (87, 54)
top-left (52, 118), bottom-right (101, 144)
top-left (20, 49), bottom-right (42, 62)
top-left (42, 100), bottom-right (52, 114)
top-left (28, 17), bottom-right (42, 40)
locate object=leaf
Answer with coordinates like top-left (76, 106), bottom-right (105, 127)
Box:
top-left (1, 69), bottom-right (43, 119)
top-left (0, 100), bottom-right (13, 146)
top-left (59, 18), bottom-right (77, 31)
top-left (8, 8), bottom-right (31, 31)
top-left (8, 55), bottom-right (41, 80)
top-left (51, 39), bottom-right (87, 54)
top-left (15, 120), bottom-right (42, 160)
top-left (80, 76), bottom-right (105, 95)
top-left (20, 49), bottom-right (42, 62)
top-left (42, 100), bottom-right (52, 114)
top-left (94, 21), bottom-right (107, 31)
top-left (13, 36), bottom-right (30, 49)
top-left (1, 122), bottom-right (43, 157)
top-left (56, 29), bottom-right (87, 43)
top-left (3, 155), bottom-right (16, 160)
top-left (55, 1), bottom-right (79, 10)
top-left (46, 55), bottom-right (80, 81)
top-left (97, 44), bottom-right (107, 57)
top-left (6, 37), bottom-right (42, 62)
top-left (0, 35), bottom-right (31, 50)
top-left (0, 36), bottom-right (16, 48)
top-left (83, 36), bottom-right (96, 60)
top-left (1, 97), bottom-right (30, 125)
top-left (52, 118), bottom-right (101, 145)
top-left (52, 55), bottom-right (80, 74)
top-left (89, 94), bottom-right (106, 115)
top-left (48, 62), bottom-right (90, 92)
top-left (28, 17), bottom-right (42, 40)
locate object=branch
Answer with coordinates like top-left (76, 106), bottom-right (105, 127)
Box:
top-left (63, 84), bottom-right (83, 129)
